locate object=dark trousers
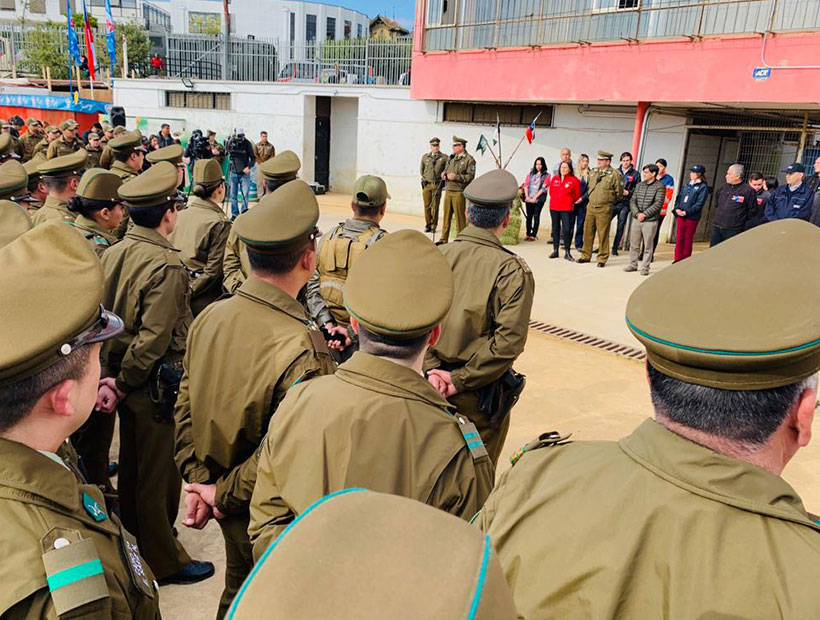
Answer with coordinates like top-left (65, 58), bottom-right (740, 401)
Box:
top-left (72, 408), bottom-right (116, 492)
top-left (611, 203), bottom-right (629, 250)
top-left (550, 209), bottom-right (573, 251)
top-left (710, 225), bottom-right (742, 247)
top-left (675, 217), bottom-right (699, 261)
top-left (216, 514), bottom-right (254, 620)
top-left (573, 202), bottom-right (587, 249)
top-left (652, 214), bottom-right (666, 250)
top-left (525, 198), bottom-right (545, 238)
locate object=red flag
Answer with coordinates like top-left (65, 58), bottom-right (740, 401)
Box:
top-left (82, 0), bottom-right (96, 81)
top-left (525, 118), bottom-right (535, 144)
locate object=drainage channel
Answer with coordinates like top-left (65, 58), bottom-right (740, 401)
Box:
top-left (529, 321), bottom-right (646, 361)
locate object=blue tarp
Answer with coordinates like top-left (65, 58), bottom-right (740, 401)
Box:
top-left (0, 93), bottom-right (110, 114)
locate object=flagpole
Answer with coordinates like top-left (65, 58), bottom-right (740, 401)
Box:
top-left (496, 111), bottom-right (502, 169)
top-left (503, 111), bottom-right (541, 169)
top-left (484, 140), bottom-right (501, 169)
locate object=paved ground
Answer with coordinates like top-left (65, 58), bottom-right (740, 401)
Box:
top-left (154, 194), bottom-right (820, 618)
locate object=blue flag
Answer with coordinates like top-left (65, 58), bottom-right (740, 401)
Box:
top-left (104, 0), bottom-right (116, 68)
top-left (66, 0), bottom-right (82, 66)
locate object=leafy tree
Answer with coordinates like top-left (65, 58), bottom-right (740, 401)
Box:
top-left (19, 22), bottom-right (70, 79)
top-left (72, 13), bottom-right (98, 29)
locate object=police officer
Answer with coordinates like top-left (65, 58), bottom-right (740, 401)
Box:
top-left (0, 132), bottom-right (20, 163)
top-left (30, 150), bottom-right (88, 227)
top-left (223, 150), bottom-right (301, 295)
top-left (305, 174), bottom-right (390, 361)
top-left (232, 490), bottom-right (516, 620)
top-left (578, 150), bottom-right (623, 267)
top-left (420, 137), bottom-right (446, 233)
top-left (99, 125), bottom-right (127, 170)
top-left (108, 130), bottom-right (146, 182)
top-left (96, 162), bottom-right (214, 586)
top-left (175, 180), bottom-right (334, 618)
top-left (85, 132), bottom-right (104, 169)
top-left (252, 131), bottom-right (275, 196)
top-left (479, 219), bottom-right (820, 618)
top-left (22, 158), bottom-right (48, 213)
top-left (46, 119), bottom-right (85, 160)
top-left (67, 169), bottom-right (124, 257)
top-left (146, 143), bottom-right (187, 191)
top-left (249, 230), bottom-right (494, 557)
top-left (168, 159), bottom-right (231, 316)
top-left (764, 163), bottom-right (814, 222)
top-left (438, 135), bottom-right (476, 244)
top-left (425, 169), bottom-right (535, 466)
top-left (33, 125), bottom-right (60, 162)
top-left (0, 223), bottom-right (162, 619)
top-left (19, 118), bottom-right (44, 162)
top-left (0, 160), bottom-right (30, 216)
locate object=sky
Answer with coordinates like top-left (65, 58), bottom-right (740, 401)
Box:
top-left (327, 0), bottom-right (415, 28)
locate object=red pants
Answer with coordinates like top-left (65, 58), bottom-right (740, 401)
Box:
top-left (675, 217), bottom-right (699, 262)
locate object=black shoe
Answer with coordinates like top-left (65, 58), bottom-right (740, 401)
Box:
top-left (107, 461), bottom-right (119, 477)
top-left (564, 251), bottom-right (575, 262)
top-left (611, 248), bottom-right (619, 256)
top-left (172, 527), bottom-right (178, 538)
top-left (576, 258), bottom-right (590, 264)
top-left (549, 250), bottom-right (559, 259)
top-left (158, 560), bottom-right (215, 586)
top-left (424, 225), bottom-right (431, 233)
top-left (593, 248), bottom-right (599, 254)
top-left (597, 263), bottom-right (605, 268)
top-left (435, 240), bottom-right (446, 246)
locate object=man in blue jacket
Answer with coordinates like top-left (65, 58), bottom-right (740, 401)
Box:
top-left (765, 163), bottom-right (813, 222)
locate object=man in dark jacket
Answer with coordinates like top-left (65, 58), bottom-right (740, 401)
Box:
top-left (764, 163), bottom-right (813, 223)
top-left (710, 164), bottom-right (756, 246)
top-left (611, 152), bottom-right (639, 255)
top-left (227, 127), bottom-right (255, 219)
top-left (625, 164), bottom-right (665, 275)
top-left (746, 172), bottom-right (770, 229)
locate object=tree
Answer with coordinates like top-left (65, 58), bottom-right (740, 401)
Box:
top-left (96, 21), bottom-right (150, 75)
top-left (72, 13), bottom-right (98, 29)
top-left (19, 22), bottom-right (70, 79)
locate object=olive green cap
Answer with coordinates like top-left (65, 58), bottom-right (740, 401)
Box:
top-left (429, 137), bottom-right (440, 145)
top-left (452, 135), bottom-right (467, 146)
top-left (38, 150), bottom-right (87, 178)
top-left (627, 220), bottom-right (820, 390)
top-left (0, 222), bottom-right (123, 388)
top-left (0, 160), bottom-right (28, 198)
top-left (109, 130), bottom-right (145, 154)
top-left (26, 117), bottom-right (39, 126)
top-left (228, 490), bottom-right (516, 620)
top-left (112, 125), bottom-right (127, 135)
top-left (46, 126), bottom-right (59, 135)
top-left (234, 180), bottom-right (319, 254)
top-left (193, 158), bottom-right (223, 184)
top-left (59, 119), bottom-right (79, 131)
top-left (464, 169), bottom-right (519, 208)
top-left (345, 229), bottom-right (453, 339)
top-left (0, 200), bottom-right (32, 249)
top-left (259, 150), bottom-right (300, 181)
top-left (101, 122), bottom-right (112, 131)
top-left (118, 161), bottom-right (179, 209)
top-left (87, 132), bottom-right (100, 141)
top-left (0, 133), bottom-right (17, 157)
top-left (23, 159), bottom-right (42, 186)
top-left (77, 168), bottom-right (123, 203)
top-left (352, 175), bottom-right (390, 208)
top-left (597, 150), bottom-right (613, 159)
top-left (146, 143), bottom-right (184, 166)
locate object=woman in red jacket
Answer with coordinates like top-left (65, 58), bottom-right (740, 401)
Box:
top-left (548, 160), bottom-right (582, 261)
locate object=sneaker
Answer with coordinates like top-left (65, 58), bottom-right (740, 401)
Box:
top-left (158, 560), bottom-right (215, 586)
top-left (623, 265), bottom-right (638, 272)
top-left (640, 269), bottom-right (650, 276)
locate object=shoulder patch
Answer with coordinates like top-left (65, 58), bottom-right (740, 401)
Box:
top-left (514, 255), bottom-right (531, 274)
top-left (456, 415), bottom-right (489, 461)
top-left (42, 537), bottom-right (108, 615)
top-left (510, 431), bottom-right (572, 466)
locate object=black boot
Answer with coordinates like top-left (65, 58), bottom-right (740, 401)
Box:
top-left (564, 250), bottom-right (575, 262)
top-left (549, 250), bottom-right (559, 259)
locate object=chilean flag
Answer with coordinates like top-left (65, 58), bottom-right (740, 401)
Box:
top-left (525, 118), bottom-right (536, 144)
top-left (81, 0), bottom-right (97, 81)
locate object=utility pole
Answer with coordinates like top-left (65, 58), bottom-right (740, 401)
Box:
top-left (222, 0), bottom-right (231, 80)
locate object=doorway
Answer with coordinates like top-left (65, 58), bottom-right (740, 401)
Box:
top-left (315, 96), bottom-right (331, 189)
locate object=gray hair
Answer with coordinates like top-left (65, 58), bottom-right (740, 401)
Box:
top-left (728, 164), bottom-right (745, 179)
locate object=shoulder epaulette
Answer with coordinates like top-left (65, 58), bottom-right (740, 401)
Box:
top-left (455, 414), bottom-right (489, 461)
top-left (510, 431), bottom-right (572, 466)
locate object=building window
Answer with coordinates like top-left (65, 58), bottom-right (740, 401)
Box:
top-left (0, 0), bottom-right (15, 10)
top-left (443, 102), bottom-right (554, 128)
top-left (344, 20), bottom-right (351, 39)
top-left (189, 12), bottom-right (221, 34)
top-left (166, 91), bottom-right (231, 111)
top-left (594, 0), bottom-right (639, 10)
top-left (306, 14), bottom-right (316, 40)
top-left (289, 12), bottom-right (295, 42)
top-left (326, 16), bottom-right (336, 40)
top-left (29, 0), bottom-right (45, 13)
top-left (58, 0), bottom-right (67, 14)
top-left (357, 23), bottom-right (362, 38)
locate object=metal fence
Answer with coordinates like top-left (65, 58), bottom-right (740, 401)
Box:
top-left (424, 0), bottom-right (820, 51)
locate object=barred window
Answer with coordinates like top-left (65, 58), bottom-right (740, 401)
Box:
top-left (166, 91), bottom-right (232, 111)
top-left (443, 102), bottom-right (553, 127)
top-left (0, 0), bottom-right (16, 10)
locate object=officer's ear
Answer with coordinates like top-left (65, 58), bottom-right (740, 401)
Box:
top-left (428, 324), bottom-right (442, 347)
top-left (68, 176), bottom-right (80, 191)
top-left (792, 384), bottom-right (817, 448)
top-left (350, 318), bottom-right (360, 336)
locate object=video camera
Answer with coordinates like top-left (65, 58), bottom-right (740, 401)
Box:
top-left (190, 130), bottom-right (211, 160)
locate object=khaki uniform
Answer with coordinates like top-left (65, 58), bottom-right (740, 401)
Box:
top-left (33, 137), bottom-right (51, 161)
top-left (175, 276), bottom-right (334, 617)
top-left (85, 147), bottom-right (103, 169)
top-left (100, 226), bottom-right (192, 580)
top-left (99, 145), bottom-right (113, 170)
top-left (46, 136), bottom-right (85, 160)
top-left (580, 165), bottom-right (623, 265)
top-left (249, 351), bottom-right (494, 561)
top-left (479, 419), bottom-right (820, 619)
top-left (25, 198), bottom-right (42, 213)
top-left (425, 226), bottom-right (535, 464)
top-left (168, 196), bottom-right (232, 316)
top-left (109, 162), bottom-right (139, 239)
top-left (71, 214), bottom-right (117, 257)
top-left (19, 131), bottom-right (43, 162)
top-left (0, 439), bottom-right (162, 619)
top-left (222, 229), bottom-right (250, 295)
top-left (420, 151), bottom-right (446, 229)
top-left (439, 151), bottom-right (476, 242)
top-left (30, 195), bottom-right (75, 227)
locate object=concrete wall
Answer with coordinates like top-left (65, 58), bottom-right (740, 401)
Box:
top-left (329, 97), bottom-right (358, 194)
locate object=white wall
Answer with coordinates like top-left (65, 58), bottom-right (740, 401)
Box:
top-left (329, 96), bottom-right (358, 193)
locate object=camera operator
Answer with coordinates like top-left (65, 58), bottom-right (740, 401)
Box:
top-left (226, 126), bottom-right (255, 219)
top-left (184, 129), bottom-right (212, 167)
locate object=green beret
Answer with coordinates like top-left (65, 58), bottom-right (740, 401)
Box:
top-left (193, 158), bottom-right (223, 184)
top-left (77, 168), bottom-right (123, 203)
top-left (464, 169), bottom-right (518, 208)
top-left (0, 160), bottom-right (28, 199)
top-left (0, 133), bottom-right (17, 157)
top-left (118, 161), bottom-right (180, 209)
top-left (38, 150), bottom-right (87, 178)
top-left (146, 143), bottom-right (184, 166)
top-left (0, 200), bottom-right (32, 249)
top-left (259, 150), bottom-right (300, 181)
top-left (597, 150), bottom-right (613, 159)
top-left (345, 229), bottom-right (453, 339)
top-left (234, 180), bottom-right (318, 254)
top-left (352, 175), bottom-right (390, 208)
top-left (23, 159), bottom-right (42, 185)
top-left (627, 220), bottom-right (820, 390)
top-left (228, 490), bottom-right (516, 620)
top-left (59, 119), bottom-right (79, 131)
top-left (0, 222), bottom-right (123, 388)
top-left (429, 137), bottom-right (440, 145)
top-left (109, 130), bottom-right (145, 154)
top-left (452, 135), bottom-right (467, 146)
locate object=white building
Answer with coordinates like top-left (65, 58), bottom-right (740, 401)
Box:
top-left (0, 0), bottom-right (170, 29)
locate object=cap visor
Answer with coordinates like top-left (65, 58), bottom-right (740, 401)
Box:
top-left (87, 310), bottom-right (124, 344)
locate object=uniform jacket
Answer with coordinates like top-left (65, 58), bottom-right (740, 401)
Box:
top-left (420, 151), bottom-right (447, 185)
top-left (168, 196), bottom-right (231, 315)
top-left (31, 195), bottom-right (75, 227)
top-left (221, 228), bottom-right (250, 295)
top-left (0, 438), bottom-right (161, 619)
top-left (85, 147), bottom-right (103, 170)
top-left (109, 161), bottom-right (139, 182)
top-left (615, 165), bottom-right (639, 208)
top-left (713, 182), bottom-right (756, 229)
top-left (764, 183), bottom-right (814, 222)
top-left (19, 131), bottom-right (43, 162)
top-left (443, 152), bottom-right (476, 192)
top-left (175, 276), bottom-right (335, 516)
top-left (425, 226), bottom-right (535, 394)
top-left (674, 180), bottom-right (708, 220)
top-left (586, 165), bottom-right (623, 207)
top-left (46, 136), bottom-right (85, 160)
top-left (34, 138), bottom-right (51, 160)
top-left (547, 174), bottom-right (580, 212)
top-left (480, 419), bottom-right (820, 620)
top-left (100, 225), bottom-right (191, 394)
top-left (99, 146), bottom-right (113, 170)
top-left (252, 140), bottom-right (275, 165)
top-left (629, 178), bottom-right (666, 221)
top-left (71, 214), bottom-right (117, 257)
top-left (248, 352), bottom-right (495, 561)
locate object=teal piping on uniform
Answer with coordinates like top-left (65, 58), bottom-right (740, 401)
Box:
top-left (463, 431), bottom-right (479, 441)
top-left (46, 559), bottom-right (104, 592)
top-left (467, 440), bottom-right (484, 450)
top-left (466, 535), bottom-right (491, 620)
top-left (225, 487), bottom-right (367, 620)
top-left (344, 304), bottom-right (441, 336)
top-left (626, 316), bottom-right (820, 356)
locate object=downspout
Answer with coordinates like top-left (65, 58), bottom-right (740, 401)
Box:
top-left (761, 0), bottom-right (820, 71)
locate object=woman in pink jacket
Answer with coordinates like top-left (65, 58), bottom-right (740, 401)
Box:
top-left (548, 160), bottom-right (582, 261)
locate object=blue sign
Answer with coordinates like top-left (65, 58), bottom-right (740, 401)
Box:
top-left (0, 93), bottom-right (111, 114)
top-left (753, 67), bottom-right (772, 81)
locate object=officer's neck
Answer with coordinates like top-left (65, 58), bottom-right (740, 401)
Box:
top-left (1, 409), bottom-right (71, 454)
top-left (49, 189), bottom-right (75, 204)
top-left (251, 269), bottom-right (306, 300)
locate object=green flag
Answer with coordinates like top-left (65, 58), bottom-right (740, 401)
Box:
top-left (476, 134), bottom-right (489, 156)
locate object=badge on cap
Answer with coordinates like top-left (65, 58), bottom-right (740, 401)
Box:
top-left (82, 492), bottom-right (107, 522)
